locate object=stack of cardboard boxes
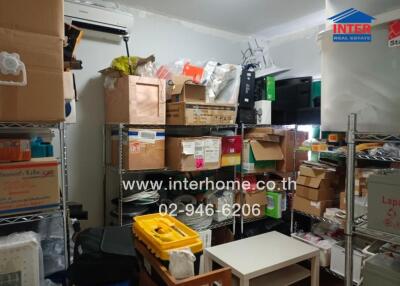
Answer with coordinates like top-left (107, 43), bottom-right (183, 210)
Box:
top-left (0, 0), bottom-right (65, 122)
top-left (106, 74), bottom-right (167, 170)
top-left (293, 163), bottom-right (338, 216)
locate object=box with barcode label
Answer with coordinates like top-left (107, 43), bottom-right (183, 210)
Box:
top-left (111, 128), bottom-right (165, 170)
top-left (166, 137), bottom-right (221, 171)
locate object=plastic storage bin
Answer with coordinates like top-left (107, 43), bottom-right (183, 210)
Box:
top-left (133, 213), bottom-right (203, 260)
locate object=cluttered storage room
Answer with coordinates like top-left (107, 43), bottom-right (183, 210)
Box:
top-left (0, 0), bottom-right (399, 285)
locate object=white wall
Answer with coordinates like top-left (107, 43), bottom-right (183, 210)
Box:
top-left (253, 7), bottom-right (324, 80)
top-left (68, 7), bottom-right (245, 227)
top-left (321, 1), bottom-right (400, 132)
top-left (263, 25), bottom-right (323, 80)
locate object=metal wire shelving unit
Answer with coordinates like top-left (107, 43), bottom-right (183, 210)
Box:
top-left (344, 113), bottom-right (400, 286)
top-left (103, 122), bottom-right (287, 234)
top-left (0, 122), bottom-right (70, 268)
top-left (104, 123), bottom-right (243, 231)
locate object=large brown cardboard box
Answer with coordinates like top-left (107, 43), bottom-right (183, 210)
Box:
top-left (0, 0), bottom-right (64, 37)
top-left (0, 159), bottom-right (60, 217)
top-left (166, 137), bottom-right (221, 171)
top-left (105, 76), bottom-right (166, 124)
top-left (299, 165), bottom-right (336, 180)
top-left (275, 130), bottom-right (308, 172)
top-left (0, 28), bottom-right (64, 122)
top-left (111, 128), bottom-right (165, 170)
top-left (293, 195), bottom-right (332, 217)
top-left (296, 185), bottom-right (335, 201)
top-left (166, 102), bottom-right (236, 125)
top-left (297, 175), bottom-right (332, 191)
top-left (236, 191), bottom-right (267, 219)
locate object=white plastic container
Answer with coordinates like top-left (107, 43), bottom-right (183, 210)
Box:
top-left (291, 233), bottom-right (331, 267)
top-left (330, 241), bottom-right (365, 285)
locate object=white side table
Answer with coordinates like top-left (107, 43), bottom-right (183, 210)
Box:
top-left (204, 231), bottom-right (320, 286)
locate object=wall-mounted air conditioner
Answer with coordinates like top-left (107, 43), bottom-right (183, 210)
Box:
top-left (64, 0), bottom-right (134, 42)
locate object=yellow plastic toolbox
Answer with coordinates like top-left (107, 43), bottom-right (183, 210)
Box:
top-left (133, 213), bottom-right (203, 260)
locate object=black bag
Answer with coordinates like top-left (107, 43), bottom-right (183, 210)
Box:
top-left (68, 226), bottom-right (139, 286)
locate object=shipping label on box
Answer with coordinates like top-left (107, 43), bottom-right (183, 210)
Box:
top-left (0, 160), bottom-right (60, 216)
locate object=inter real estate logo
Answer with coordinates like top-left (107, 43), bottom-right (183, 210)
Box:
top-left (328, 8), bottom-right (375, 42)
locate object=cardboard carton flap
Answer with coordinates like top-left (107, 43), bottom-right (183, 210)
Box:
top-left (250, 140), bottom-right (283, 161)
top-left (170, 75), bottom-right (193, 95)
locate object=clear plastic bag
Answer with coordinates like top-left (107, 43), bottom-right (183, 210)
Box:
top-left (0, 231), bottom-right (44, 286)
top-left (168, 248), bottom-right (196, 280)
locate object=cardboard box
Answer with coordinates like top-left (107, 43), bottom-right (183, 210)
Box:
top-left (340, 192), bottom-right (346, 210)
top-left (169, 75), bottom-right (206, 103)
top-left (221, 136), bottom-right (241, 167)
top-left (236, 191), bottom-right (267, 219)
top-left (166, 137), bottom-right (221, 171)
top-left (105, 76), bottom-right (166, 124)
top-left (166, 102), bottom-right (236, 125)
top-left (275, 130), bottom-right (308, 173)
top-left (293, 195), bottom-right (332, 217)
top-left (254, 100), bottom-right (271, 125)
top-left (0, 159), bottom-right (60, 217)
top-left (64, 71), bottom-right (75, 100)
top-left (355, 168), bottom-right (380, 196)
top-left (0, 139), bottom-right (31, 163)
top-left (297, 175), bottom-right (332, 190)
top-left (296, 185), bottom-right (335, 201)
top-left (245, 128), bottom-right (280, 142)
top-left (299, 165), bottom-right (336, 180)
top-left (111, 129), bottom-right (165, 170)
top-left (0, 0), bottom-right (64, 37)
top-left (242, 140), bottom-right (283, 172)
top-left (0, 28), bottom-right (64, 122)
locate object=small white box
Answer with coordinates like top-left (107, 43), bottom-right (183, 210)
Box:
top-left (254, 100), bottom-right (271, 125)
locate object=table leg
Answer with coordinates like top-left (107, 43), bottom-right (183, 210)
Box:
top-left (310, 255), bottom-right (320, 286)
top-left (203, 251), bottom-right (212, 273)
top-left (240, 278), bottom-right (250, 286)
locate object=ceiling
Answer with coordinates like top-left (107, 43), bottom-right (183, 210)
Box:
top-left (118, 0), bottom-right (325, 35)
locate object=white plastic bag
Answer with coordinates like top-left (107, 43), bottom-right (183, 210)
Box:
top-left (168, 248), bottom-right (196, 280)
